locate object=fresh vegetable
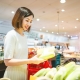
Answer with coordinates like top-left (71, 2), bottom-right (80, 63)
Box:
top-left (65, 68), bottom-right (80, 80)
top-left (34, 68), bottom-right (51, 77)
top-left (41, 68), bottom-right (51, 76)
top-left (37, 47), bottom-right (55, 60)
top-left (63, 61), bottom-right (76, 79)
top-left (53, 62), bottom-right (76, 80)
top-left (53, 66), bottom-right (66, 80)
top-left (45, 68), bottom-right (57, 79)
top-left (33, 68), bottom-right (46, 77)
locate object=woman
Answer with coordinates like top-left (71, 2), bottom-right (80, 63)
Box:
top-left (3, 7), bottom-right (45, 80)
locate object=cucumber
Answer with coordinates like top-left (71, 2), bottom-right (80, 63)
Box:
top-left (63, 61), bottom-right (76, 79)
top-left (34, 68), bottom-right (46, 77)
top-left (45, 68), bottom-right (57, 79)
top-left (65, 70), bottom-right (80, 80)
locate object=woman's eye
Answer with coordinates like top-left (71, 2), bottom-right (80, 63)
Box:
top-left (25, 19), bottom-right (32, 24)
top-left (26, 20), bottom-right (28, 22)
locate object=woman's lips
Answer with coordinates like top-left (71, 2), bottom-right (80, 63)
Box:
top-left (25, 26), bottom-right (28, 30)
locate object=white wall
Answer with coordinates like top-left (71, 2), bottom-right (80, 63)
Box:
top-left (30, 31), bottom-right (69, 43)
top-left (69, 38), bottom-right (80, 52)
top-left (69, 34), bottom-right (80, 52)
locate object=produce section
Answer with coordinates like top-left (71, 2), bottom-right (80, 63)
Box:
top-left (30, 62), bottom-right (80, 80)
top-left (28, 47), bottom-right (80, 80)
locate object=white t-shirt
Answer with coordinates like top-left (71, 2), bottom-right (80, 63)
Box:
top-left (4, 29), bottom-right (28, 80)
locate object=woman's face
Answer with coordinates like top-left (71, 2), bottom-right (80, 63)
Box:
top-left (22, 15), bottom-right (33, 31)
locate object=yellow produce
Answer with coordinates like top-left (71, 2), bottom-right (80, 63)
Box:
top-left (63, 65), bottom-right (80, 80)
top-left (53, 62), bottom-right (76, 80)
top-left (41, 68), bottom-right (51, 76)
top-left (45, 68), bottom-right (57, 79)
top-left (39, 53), bottom-right (55, 60)
top-left (33, 68), bottom-right (46, 77)
top-left (65, 68), bottom-right (80, 80)
top-left (33, 68), bottom-right (51, 77)
top-left (63, 61), bottom-right (76, 79)
top-left (37, 47), bottom-right (55, 60)
top-left (53, 66), bottom-right (66, 80)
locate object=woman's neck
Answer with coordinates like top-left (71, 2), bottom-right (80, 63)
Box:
top-left (15, 28), bottom-right (24, 36)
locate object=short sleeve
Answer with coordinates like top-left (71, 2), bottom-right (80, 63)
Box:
top-left (4, 32), bottom-right (16, 59)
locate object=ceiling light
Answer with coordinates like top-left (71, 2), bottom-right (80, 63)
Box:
top-left (68, 35), bottom-right (70, 37)
top-left (52, 32), bottom-right (54, 33)
top-left (63, 27), bottom-right (64, 29)
top-left (62, 21), bottom-right (64, 22)
top-left (11, 11), bottom-right (15, 14)
top-left (75, 26), bottom-right (77, 28)
top-left (43, 27), bottom-right (45, 28)
top-left (76, 18), bottom-right (79, 20)
top-left (40, 29), bottom-right (42, 31)
top-left (57, 33), bottom-right (58, 34)
top-left (60, 0), bottom-right (66, 3)
top-left (61, 9), bottom-right (65, 12)
top-left (55, 25), bottom-right (58, 26)
top-left (37, 18), bottom-right (40, 21)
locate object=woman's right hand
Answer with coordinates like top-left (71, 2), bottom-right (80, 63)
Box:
top-left (29, 55), bottom-right (45, 64)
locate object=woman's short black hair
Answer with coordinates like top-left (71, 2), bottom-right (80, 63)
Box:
top-left (12, 7), bottom-right (34, 32)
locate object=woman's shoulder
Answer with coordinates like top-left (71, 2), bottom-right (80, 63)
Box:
top-left (6, 30), bottom-right (15, 36)
top-left (3, 30), bottom-right (16, 42)
top-left (5, 30), bottom-right (16, 39)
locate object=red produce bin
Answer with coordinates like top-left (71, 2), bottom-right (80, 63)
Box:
top-left (27, 60), bottom-right (52, 80)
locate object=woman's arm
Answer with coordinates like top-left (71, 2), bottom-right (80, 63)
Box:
top-left (4, 59), bottom-right (30, 66)
top-left (4, 55), bottom-right (45, 66)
